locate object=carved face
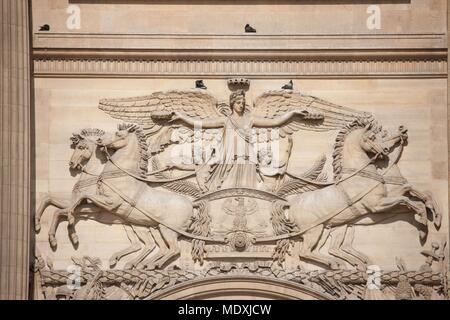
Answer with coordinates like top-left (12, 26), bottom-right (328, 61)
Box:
top-left (69, 140), bottom-right (94, 170)
top-left (231, 96), bottom-right (245, 114)
top-left (359, 129), bottom-right (388, 158)
top-left (100, 129), bottom-right (131, 150)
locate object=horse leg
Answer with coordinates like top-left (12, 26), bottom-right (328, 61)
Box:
top-left (65, 204), bottom-right (103, 247)
top-left (389, 183), bottom-right (441, 229)
top-left (140, 227), bottom-right (169, 270)
top-left (109, 225), bottom-right (142, 268)
top-left (124, 228), bottom-right (157, 270)
top-left (35, 194), bottom-right (70, 232)
top-left (48, 208), bottom-right (68, 249)
top-left (49, 204), bottom-right (97, 249)
top-left (369, 196), bottom-right (428, 240)
top-left (340, 225), bottom-right (372, 266)
top-left (408, 188), bottom-right (441, 229)
top-left (328, 225), bottom-right (367, 270)
top-left (67, 193), bottom-right (120, 227)
top-left (151, 225), bottom-right (180, 269)
top-left (299, 225), bottom-right (342, 269)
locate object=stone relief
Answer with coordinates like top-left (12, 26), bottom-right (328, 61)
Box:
top-left (34, 79), bottom-right (447, 300)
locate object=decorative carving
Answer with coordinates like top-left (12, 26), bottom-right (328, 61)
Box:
top-left (35, 81), bottom-right (447, 300)
top-left (37, 256), bottom-right (446, 300)
top-left (222, 197), bottom-right (258, 251)
top-left (227, 78), bottom-right (250, 92)
top-left (34, 58), bottom-right (447, 78)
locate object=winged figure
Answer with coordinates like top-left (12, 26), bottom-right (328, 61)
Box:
top-left (99, 88), bottom-right (371, 192)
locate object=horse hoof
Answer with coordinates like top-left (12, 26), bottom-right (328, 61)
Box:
top-left (419, 230), bottom-right (427, 241)
top-left (434, 214), bottom-right (442, 229)
top-left (109, 258), bottom-right (118, 268)
top-left (70, 234), bottom-right (79, 245)
top-left (124, 263), bottom-right (135, 270)
top-left (49, 236), bottom-right (57, 249)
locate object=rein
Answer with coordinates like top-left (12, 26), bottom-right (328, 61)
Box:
top-left (82, 132), bottom-right (402, 244)
top-left (80, 165), bottom-right (224, 243)
top-left (286, 153), bottom-right (381, 187)
top-left (257, 145), bottom-right (404, 243)
top-left (96, 140), bottom-right (197, 183)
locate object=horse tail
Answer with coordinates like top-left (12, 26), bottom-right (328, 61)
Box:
top-left (188, 200), bottom-right (211, 265)
top-left (271, 200), bottom-right (299, 264)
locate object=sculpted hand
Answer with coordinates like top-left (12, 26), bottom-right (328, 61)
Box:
top-left (294, 110), bottom-right (310, 117)
top-left (294, 109), bottom-right (323, 119)
top-left (169, 111), bottom-right (182, 123)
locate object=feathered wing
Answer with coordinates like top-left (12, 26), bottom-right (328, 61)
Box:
top-left (252, 90), bottom-right (373, 137)
top-left (99, 89), bottom-right (222, 126)
top-left (275, 154), bottom-right (329, 197)
top-left (98, 89), bottom-right (225, 153)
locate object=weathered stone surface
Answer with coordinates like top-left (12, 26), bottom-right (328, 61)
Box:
top-left (0, 0), bottom-right (31, 300)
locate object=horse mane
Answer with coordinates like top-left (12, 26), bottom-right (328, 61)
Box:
top-left (71, 128), bottom-right (105, 148)
top-left (80, 128), bottom-right (105, 138)
top-left (118, 123), bottom-right (149, 176)
top-left (332, 116), bottom-right (380, 180)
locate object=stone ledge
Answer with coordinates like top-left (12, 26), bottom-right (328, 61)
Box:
top-left (33, 32), bottom-right (447, 51)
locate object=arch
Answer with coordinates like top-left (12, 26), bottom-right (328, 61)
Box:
top-left (149, 276), bottom-right (334, 300)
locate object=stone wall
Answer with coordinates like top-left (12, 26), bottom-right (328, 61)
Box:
top-left (31, 0), bottom-right (449, 300)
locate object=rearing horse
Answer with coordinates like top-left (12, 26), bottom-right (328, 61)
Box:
top-left (313, 125), bottom-right (441, 269)
top-left (36, 128), bottom-right (155, 269)
top-left (65, 123), bottom-right (195, 269)
top-left (285, 118), bottom-right (431, 269)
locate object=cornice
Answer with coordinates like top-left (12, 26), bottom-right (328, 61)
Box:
top-left (33, 32), bottom-right (447, 51)
top-left (33, 55), bottom-right (447, 79)
top-left (32, 33), bottom-right (448, 78)
top-left (33, 48), bottom-right (447, 61)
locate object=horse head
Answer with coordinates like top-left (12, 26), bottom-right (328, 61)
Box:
top-left (98, 123), bottom-right (141, 150)
top-left (333, 118), bottom-right (387, 179)
top-left (359, 124), bottom-right (389, 159)
top-left (98, 123), bottom-right (149, 176)
top-left (381, 125), bottom-right (409, 152)
top-left (69, 128), bottom-right (105, 170)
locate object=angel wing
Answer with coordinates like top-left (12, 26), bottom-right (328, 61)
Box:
top-left (99, 89), bottom-right (224, 130)
top-left (253, 90), bottom-right (373, 137)
top-left (275, 154), bottom-right (329, 197)
top-left (99, 89), bottom-right (225, 152)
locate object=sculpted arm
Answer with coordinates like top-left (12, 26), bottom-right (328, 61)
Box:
top-left (252, 110), bottom-right (311, 127)
top-left (171, 111), bottom-right (225, 128)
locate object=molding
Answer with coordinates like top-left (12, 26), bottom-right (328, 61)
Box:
top-left (33, 32), bottom-right (447, 51)
top-left (149, 275), bottom-right (333, 300)
top-left (32, 33), bottom-right (447, 78)
top-left (33, 48), bottom-right (447, 60)
top-left (33, 56), bottom-right (447, 78)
